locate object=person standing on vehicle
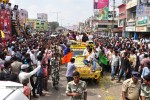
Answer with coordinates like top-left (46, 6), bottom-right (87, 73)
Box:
top-left (82, 33), bottom-right (89, 42)
top-left (66, 71), bottom-right (87, 100)
top-left (122, 71), bottom-right (141, 100)
top-left (66, 58), bottom-right (76, 82)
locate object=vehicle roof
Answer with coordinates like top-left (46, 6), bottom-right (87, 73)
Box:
top-left (0, 81), bottom-right (23, 89)
top-left (0, 89), bottom-right (28, 100)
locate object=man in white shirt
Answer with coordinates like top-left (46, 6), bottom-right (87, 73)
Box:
top-left (88, 33), bottom-right (93, 41)
top-left (83, 46), bottom-right (90, 56)
top-left (19, 64), bottom-right (41, 90)
top-left (110, 51), bottom-right (121, 80)
top-left (83, 48), bottom-right (94, 67)
top-left (29, 50), bottom-right (37, 65)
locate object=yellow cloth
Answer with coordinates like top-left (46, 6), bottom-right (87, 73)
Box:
top-left (0, 30), bottom-right (5, 38)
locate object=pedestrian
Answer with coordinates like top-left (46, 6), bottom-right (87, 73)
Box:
top-left (3, 61), bottom-right (11, 81)
top-left (141, 61), bottom-right (150, 82)
top-left (66, 58), bottom-right (76, 82)
top-left (50, 53), bottom-right (60, 90)
top-left (117, 52), bottom-right (131, 82)
top-left (22, 78), bottom-right (31, 100)
top-left (140, 73), bottom-right (150, 100)
top-left (110, 50), bottom-right (121, 81)
top-left (19, 64), bottom-right (41, 96)
top-left (122, 71), bottom-right (141, 100)
top-left (36, 55), bottom-right (45, 96)
top-left (66, 71), bottom-right (87, 100)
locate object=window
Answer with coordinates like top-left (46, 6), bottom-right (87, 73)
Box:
top-left (98, 25), bottom-right (107, 28)
top-left (36, 23), bottom-right (39, 25)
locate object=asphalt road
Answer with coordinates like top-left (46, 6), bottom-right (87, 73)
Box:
top-left (33, 65), bottom-right (122, 100)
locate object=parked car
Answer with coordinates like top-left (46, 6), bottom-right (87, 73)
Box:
top-left (0, 81), bottom-right (28, 100)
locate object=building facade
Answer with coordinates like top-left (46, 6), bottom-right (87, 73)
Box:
top-left (118, 4), bottom-right (126, 37)
top-left (28, 19), bottom-right (48, 32)
top-left (126, 0), bottom-right (137, 37)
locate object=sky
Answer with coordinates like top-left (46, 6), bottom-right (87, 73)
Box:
top-left (9, 0), bottom-right (122, 26)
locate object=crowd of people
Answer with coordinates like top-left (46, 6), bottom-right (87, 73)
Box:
top-left (0, 31), bottom-right (150, 100)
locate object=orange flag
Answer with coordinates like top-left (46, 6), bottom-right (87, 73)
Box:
top-left (62, 52), bottom-right (73, 64)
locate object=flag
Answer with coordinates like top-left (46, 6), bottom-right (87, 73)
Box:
top-left (62, 52), bottom-right (73, 64)
top-left (0, 30), bottom-right (5, 38)
top-left (99, 52), bottom-right (108, 65)
top-left (134, 32), bottom-right (138, 40)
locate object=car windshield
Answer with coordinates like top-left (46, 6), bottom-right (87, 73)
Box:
top-left (73, 50), bottom-right (83, 57)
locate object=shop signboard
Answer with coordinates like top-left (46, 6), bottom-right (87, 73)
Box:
top-left (136, 26), bottom-right (147, 32)
top-left (136, 4), bottom-right (150, 17)
top-left (126, 27), bottom-right (136, 31)
top-left (136, 16), bottom-right (148, 26)
top-left (126, 22), bottom-right (136, 27)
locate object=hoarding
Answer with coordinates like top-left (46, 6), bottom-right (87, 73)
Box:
top-left (0, 9), bottom-right (11, 36)
top-left (93, 0), bottom-right (109, 20)
top-left (136, 4), bottom-right (150, 17)
top-left (37, 13), bottom-right (48, 20)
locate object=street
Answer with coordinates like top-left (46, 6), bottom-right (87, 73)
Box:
top-left (33, 65), bottom-right (122, 100)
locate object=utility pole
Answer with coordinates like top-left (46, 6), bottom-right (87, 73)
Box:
top-left (112, 0), bottom-right (115, 35)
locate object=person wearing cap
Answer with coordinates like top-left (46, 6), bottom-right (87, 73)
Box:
top-left (122, 71), bottom-right (141, 100)
top-left (140, 73), bottom-right (150, 100)
top-left (18, 64), bottom-right (41, 94)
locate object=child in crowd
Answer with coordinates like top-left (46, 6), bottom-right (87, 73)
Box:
top-left (22, 78), bottom-right (31, 100)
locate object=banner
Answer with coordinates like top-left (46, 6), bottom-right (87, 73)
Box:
top-left (93, 0), bottom-right (109, 20)
top-left (98, 0), bottom-right (109, 9)
top-left (94, 0), bottom-right (109, 9)
top-left (136, 4), bottom-right (150, 17)
top-left (0, 9), bottom-right (11, 38)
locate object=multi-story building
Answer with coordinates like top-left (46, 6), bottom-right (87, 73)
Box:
top-left (28, 19), bottom-right (48, 32)
top-left (126, 0), bottom-right (137, 37)
top-left (135, 1), bottom-right (150, 38)
top-left (19, 9), bottom-right (28, 26)
top-left (118, 3), bottom-right (126, 37)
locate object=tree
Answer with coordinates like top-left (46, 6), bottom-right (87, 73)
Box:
top-left (48, 22), bottom-right (59, 31)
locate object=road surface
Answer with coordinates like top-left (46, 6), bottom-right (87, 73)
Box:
top-left (33, 65), bottom-right (122, 100)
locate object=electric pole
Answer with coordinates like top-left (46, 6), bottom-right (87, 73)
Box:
top-left (112, 0), bottom-right (115, 35)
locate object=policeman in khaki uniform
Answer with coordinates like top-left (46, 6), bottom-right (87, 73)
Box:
top-left (141, 73), bottom-right (150, 100)
top-left (122, 71), bottom-right (141, 100)
top-left (66, 71), bottom-right (87, 100)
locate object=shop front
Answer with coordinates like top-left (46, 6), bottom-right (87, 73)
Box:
top-left (136, 26), bottom-right (147, 32)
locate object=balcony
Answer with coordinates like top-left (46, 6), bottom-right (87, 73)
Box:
top-left (126, 0), bottom-right (137, 9)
